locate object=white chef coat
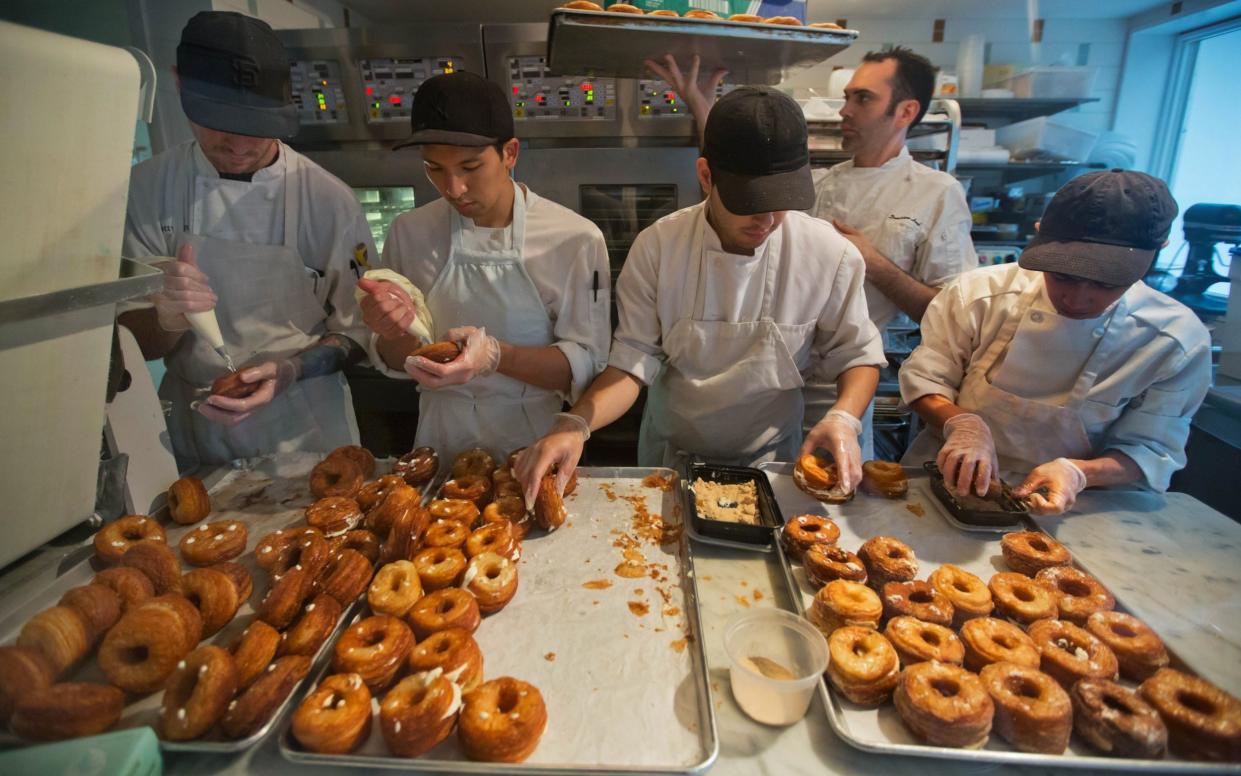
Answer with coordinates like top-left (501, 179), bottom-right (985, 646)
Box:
top-left (376, 185), bottom-right (610, 404)
top-left (899, 263), bottom-right (1213, 490)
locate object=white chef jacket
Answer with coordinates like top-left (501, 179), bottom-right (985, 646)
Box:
top-left (122, 140), bottom-right (373, 350)
top-left (610, 205), bottom-right (885, 390)
top-left (899, 263), bottom-right (1213, 490)
top-left (376, 185), bottom-right (611, 403)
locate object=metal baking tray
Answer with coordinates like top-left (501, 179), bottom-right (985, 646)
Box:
top-left (684, 463), bottom-right (781, 547)
top-left (923, 461), bottom-right (1028, 529)
top-left (279, 467), bottom-right (719, 774)
top-left (759, 462), bottom-right (1234, 773)
top-left (547, 8), bottom-right (856, 85)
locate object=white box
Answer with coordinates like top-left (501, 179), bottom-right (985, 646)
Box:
top-left (994, 66), bottom-right (1096, 99)
top-left (996, 116), bottom-right (1098, 162)
top-left (960, 127), bottom-right (996, 149)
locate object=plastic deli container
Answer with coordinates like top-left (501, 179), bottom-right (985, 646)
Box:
top-left (993, 66), bottom-right (1095, 99)
top-left (996, 115), bottom-right (1098, 162)
top-left (724, 609), bottom-right (828, 726)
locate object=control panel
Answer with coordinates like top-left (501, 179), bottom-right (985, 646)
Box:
top-left (636, 78), bottom-right (735, 118)
top-left (290, 60), bottom-right (349, 125)
top-left (359, 56), bottom-right (463, 124)
top-left (508, 56), bottom-right (617, 121)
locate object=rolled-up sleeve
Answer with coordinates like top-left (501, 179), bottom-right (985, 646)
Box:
top-left (548, 230), bottom-right (611, 403)
top-left (913, 181), bottom-right (976, 287)
top-left (899, 280), bottom-right (975, 404)
top-left (810, 242), bottom-right (886, 382)
top-left (608, 231), bottom-right (666, 385)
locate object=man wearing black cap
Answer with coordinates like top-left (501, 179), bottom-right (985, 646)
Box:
top-left (900, 170), bottom-right (1212, 515)
top-left (516, 87), bottom-right (885, 502)
top-left (357, 72), bottom-right (611, 460)
top-left (119, 11), bottom-right (374, 469)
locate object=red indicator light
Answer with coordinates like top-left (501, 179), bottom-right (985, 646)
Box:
top-left (365, 86), bottom-right (374, 96)
top-left (512, 85), bottom-right (519, 94)
top-left (535, 94), bottom-right (545, 103)
top-left (665, 91), bottom-right (675, 100)
top-left (389, 95), bottom-right (401, 104)
top-left (581, 82), bottom-right (592, 91)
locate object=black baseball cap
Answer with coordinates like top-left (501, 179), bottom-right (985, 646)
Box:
top-left (701, 87), bottom-right (814, 215)
top-left (1020, 169), bottom-right (1179, 286)
top-left (395, 72), bottom-right (515, 149)
top-left (176, 12), bottom-right (297, 139)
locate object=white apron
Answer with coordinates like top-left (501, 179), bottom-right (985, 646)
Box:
top-left (161, 152), bottom-right (357, 469)
top-left (902, 281), bottom-right (1126, 479)
top-left (416, 183), bottom-right (560, 463)
top-left (640, 206), bottom-right (808, 469)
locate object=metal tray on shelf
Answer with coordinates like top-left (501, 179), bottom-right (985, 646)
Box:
top-left (759, 461), bottom-right (1234, 773)
top-left (279, 467), bottom-right (718, 774)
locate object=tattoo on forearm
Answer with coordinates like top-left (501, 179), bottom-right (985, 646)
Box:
top-left (295, 335), bottom-right (364, 379)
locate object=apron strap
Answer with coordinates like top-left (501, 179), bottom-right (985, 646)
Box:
top-left (1063, 293), bottom-right (1129, 409)
top-left (281, 144), bottom-right (299, 252)
top-left (976, 279), bottom-right (1045, 376)
top-left (686, 203), bottom-right (782, 322)
top-left (446, 180), bottom-right (527, 261)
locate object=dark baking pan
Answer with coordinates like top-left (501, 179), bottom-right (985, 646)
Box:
top-left (922, 461), bottom-right (1028, 528)
top-left (686, 463), bottom-right (783, 546)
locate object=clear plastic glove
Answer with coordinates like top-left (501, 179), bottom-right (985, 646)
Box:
top-left (800, 409), bottom-right (863, 496)
top-left (404, 326), bottom-right (500, 388)
top-left (514, 413), bottom-right (591, 511)
top-left (937, 413), bottom-right (999, 497)
top-left (642, 54), bottom-right (728, 126)
top-left (357, 276), bottom-right (416, 341)
top-left (198, 359), bottom-right (299, 427)
top-left (1012, 458), bottom-right (1087, 516)
top-left (151, 243), bottom-right (217, 332)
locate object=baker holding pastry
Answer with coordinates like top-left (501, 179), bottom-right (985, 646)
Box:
top-left (899, 170), bottom-right (1211, 515)
top-left (516, 87), bottom-right (884, 501)
top-left (358, 72), bottom-right (610, 460)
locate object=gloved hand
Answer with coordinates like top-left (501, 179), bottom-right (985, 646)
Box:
top-left (800, 409), bottom-right (863, 496)
top-left (404, 326), bottom-right (500, 388)
top-left (1013, 458), bottom-right (1087, 516)
top-left (198, 359), bottom-right (299, 426)
top-left (514, 413), bottom-right (591, 511)
top-left (357, 277), bottom-right (417, 341)
top-left (937, 413), bottom-right (999, 497)
top-left (151, 243), bottom-right (217, 332)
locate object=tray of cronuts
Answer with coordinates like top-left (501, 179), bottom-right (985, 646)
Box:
top-left (758, 461), bottom-right (1241, 771)
top-left (0, 446), bottom-right (440, 753)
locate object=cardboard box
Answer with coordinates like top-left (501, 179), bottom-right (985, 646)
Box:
top-left (627, 0), bottom-right (807, 22)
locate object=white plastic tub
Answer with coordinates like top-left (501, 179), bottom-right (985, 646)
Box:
top-left (994, 66), bottom-right (1096, 99)
top-left (724, 609), bottom-right (828, 726)
top-left (996, 115), bottom-right (1098, 161)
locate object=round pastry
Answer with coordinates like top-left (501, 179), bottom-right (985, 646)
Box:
top-left (483, 496), bottom-right (530, 539)
top-left (728, 12), bottom-right (763, 22)
top-left (98, 602), bottom-right (189, 693)
top-left (895, 661), bottom-right (994, 748)
top-left (607, 2), bottom-right (643, 12)
top-left (393, 446), bottom-right (439, 487)
top-left (857, 536), bottom-right (918, 589)
top-left (309, 455), bottom-right (363, 500)
top-left (383, 504), bottom-right (430, 564)
top-left (1139, 667), bottom-right (1241, 762)
top-left (793, 453), bottom-right (851, 502)
top-left (809, 579), bottom-right (883, 637)
top-left (929, 564), bottom-right (993, 627)
top-left (988, 571), bottom-right (1058, 625)
top-left (10, 682), bottom-right (124, 742)
top-left (804, 544), bottom-right (867, 587)
top-left (92, 566), bottom-right (155, 612)
top-left (211, 560), bottom-right (253, 603)
top-left (564, 0), bottom-right (602, 8)
top-left (315, 548), bottom-right (374, 606)
top-left (960, 617), bottom-right (1040, 672)
top-left (430, 498), bottom-right (481, 528)
top-left (826, 626), bottom-right (901, 707)
top-left (1072, 677), bottom-right (1168, 759)
top-left (1000, 531), bottom-right (1071, 576)
top-left (979, 661), bottom-right (1071, 754)
top-left (423, 519), bottom-right (470, 551)
top-left (809, 21), bottom-right (843, 29)
top-left (413, 340), bottom-right (462, 364)
top-left (280, 593), bottom-right (343, 658)
top-left (648, 8), bottom-right (678, 15)
top-left (414, 547), bottom-right (468, 591)
top-left (459, 677), bottom-right (547, 763)
top-left (328, 529), bottom-right (383, 565)
top-left (861, 460), bottom-right (908, 498)
top-left (884, 616), bottom-right (964, 667)
top-left (780, 514), bottom-right (840, 560)
top-left (466, 521), bottom-right (521, 562)
top-left (408, 627), bottom-right (484, 691)
top-left (370, 485), bottom-right (422, 541)
top-left (332, 615), bottom-right (414, 691)
top-left (1034, 566), bottom-right (1114, 624)
top-left (534, 473), bottom-right (567, 531)
top-left (255, 527), bottom-right (329, 579)
top-left (452, 448), bottom-right (497, 479)
top-left (880, 580), bottom-right (954, 628)
top-left (683, 8), bottom-right (720, 19)
top-left (160, 644), bottom-right (239, 741)
top-left (408, 588), bottom-right (482, 639)
top-left (220, 655), bottom-right (311, 740)
top-left (1028, 618), bottom-right (1119, 689)
top-left (1086, 610), bottom-right (1169, 681)
top-left (146, 593), bottom-right (204, 648)
top-left (368, 560), bottom-right (424, 618)
top-left (258, 567), bottom-right (311, 630)
top-left (119, 540), bottom-right (183, 595)
top-left (764, 15), bottom-right (803, 24)
top-left (357, 474), bottom-right (407, 512)
top-left (167, 476), bottom-right (211, 524)
top-left (494, 479), bottom-right (524, 499)
top-left (230, 621), bottom-right (281, 689)
top-left (327, 445), bottom-right (376, 479)
top-left (94, 514), bottom-right (166, 564)
top-left (179, 519), bottom-right (248, 566)
top-left (57, 584), bottom-right (122, 645)
top-left (211, 370), bottom-right (261, 399)
top-left (380, 670), bottom-right (462, 757)
top-left (17, 606), bottom-right (91, 677)
top-left (462, 551), bottom-right (519, 614)
top-left (0, 646), bottom-right (55, 726)
top-left (292, 672), bottom-right (373, 754)
top-left (181, 567), bottom-right (241, 638)
top-left (305, 497), bottom-right (363, 538)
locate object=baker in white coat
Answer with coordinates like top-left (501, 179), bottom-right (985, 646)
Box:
top-left (900, 171), bottom-right (1212, 515)
top-left (358, 73), bottom-right (610, 462)
top-left (516, 87), bottom-right (885, 502)
top-left (120, 12), bottom-right (374, 470)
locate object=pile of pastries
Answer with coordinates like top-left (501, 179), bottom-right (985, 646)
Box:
top-left (793, 455), bottom-right (910, 503)
top-left (781, 520), bottom-right (1241, 762)
top-left (560, 0), bottom-right (844, 26)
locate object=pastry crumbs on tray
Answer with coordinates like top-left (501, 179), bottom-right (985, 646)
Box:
top-left (628, 601), bottom-right (650, 616)
top-left (582, 579), bottom-right (613, 589)
top-left (736, 595), bottom-right (751, 608)
top-left (544, 652), bottom-right (556, 661)
top-left (641, 473), bottom-right (677, 491)
top-left (753, 590), bottom-right (764, 601)
top-left (906, 502), bottom-right (925, 517)
top-left (671, 638), bottom-right (689, 653)
top-left (663, 606), bottom-right (680, 616)
top-left (615, 560), bottom-right (647, 578)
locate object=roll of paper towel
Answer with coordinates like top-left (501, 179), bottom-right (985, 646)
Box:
top-left (956, 35), bottom-right (985, 98)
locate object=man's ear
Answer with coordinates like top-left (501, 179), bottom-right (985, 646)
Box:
top-left (502, 137), bottom-right (520, 170)
top-left (172, 65), bottom-right (181, 93)
top-left (894, 98), bottom-right (920, 129)
top-left (1034, 220), bottom-right (1041, 234)
top-left (695, 157), bottom-right (712, 194)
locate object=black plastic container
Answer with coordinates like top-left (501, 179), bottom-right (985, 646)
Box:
top-left (923, 462), bottom-right (1028, 528)
top-left (686, 463), bottom-right (783, 546)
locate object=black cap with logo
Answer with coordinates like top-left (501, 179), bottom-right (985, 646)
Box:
top-left (396, 72), bottom-right (515, 149)
top-left (1019, 169), bottom-right (1179, 286)
top-left (702, 86), bottom-right (814, 215)
top-left (176, 12), bottom-right (297, 139)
